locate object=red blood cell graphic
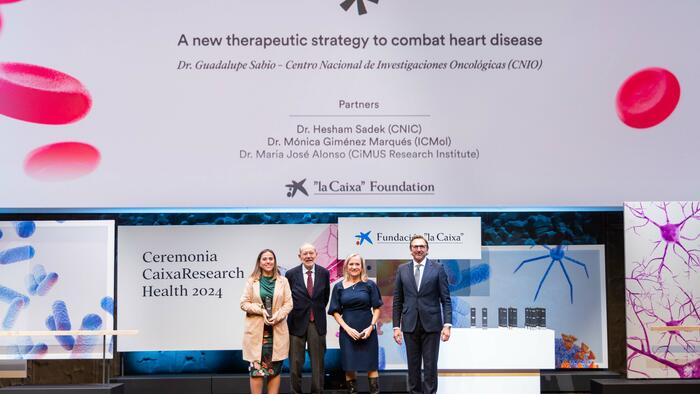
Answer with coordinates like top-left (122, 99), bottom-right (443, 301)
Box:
top-left (24, 142), bottom-right (100, 181)
top-left (616, 67), bottom-right (680, 129)
top-left (0, 63), bottom-right (92, 124)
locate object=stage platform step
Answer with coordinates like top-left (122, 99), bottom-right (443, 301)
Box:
top-left (541, 370), bottom-right (622, 392)
top-left (0, 384), bottom-right (123, 394)
top-left (591, 378), bottom-right (700, 394)
top-left (111, 375), bottom-right (211, 394)
top-left (113, 372), bottom-right (408, 394)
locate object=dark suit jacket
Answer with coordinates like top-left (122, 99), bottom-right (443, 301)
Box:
top-left (392, 259), bottom-right (452, 333)
top-left (285, 264), bottom-right (331, 336)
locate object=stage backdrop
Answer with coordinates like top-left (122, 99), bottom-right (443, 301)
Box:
top-left (0, 220), bottom-right (115, 360)
top-left (338, 217), bottom-right (607, 369)
top-left (625, 201), bottom-right (700, 378)
top-left (1, 0), bottom-right (698, 208)
top-left (117, 223), bottom-right (338, 351)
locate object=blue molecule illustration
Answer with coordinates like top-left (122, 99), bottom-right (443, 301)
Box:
top-left (2, 297), bottom-right (27, 330)
top-left (32, 264), bottom-right (47, 283)
top-left (45, 315), bottom-right (56, 330)
top-left (49, 300), bottom-right (75, 350)
top-left (72, 314), bottom-right (103, 356)
top-left (10, 337), bottom-right (48, 360)
top-left (14, 337), bottom-right (34, 358)
top-left (445, 261), bottom-right (490, 292)
top-left (25, 265), bottom-right (58, 296)
top-left (81, 313), bottom-right (103, 330)
top-left (14, 221), bottom-right (36, 238)
top-left (0, 285), bottom-right (30, 304)
top-left (26, 343), bottom-right (48, 357)
top-left (36, 272), bottom-right (59, 296)
top-left (100, 296), bottom-right (114, 315)
top-left (513, 245), bottom-right (589, 304)
top-left (25, 274), bottom-right (39, 296)
top-left (0, 245), bottom-right (35, 265)
top-left (450, 297), bottom-right (472, 327)
top-left (100, 297), bottom-right (115, 352)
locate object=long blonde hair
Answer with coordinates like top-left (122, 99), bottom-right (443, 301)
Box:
top-left (250, 249), bottom-right (280, 280)
top-left (343, 253), bottom-right (368, 282)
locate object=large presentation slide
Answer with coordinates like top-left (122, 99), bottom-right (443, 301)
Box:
top-left (0, 220), bottom-right (115, 360)
top-left (1, 0), bottom-right (698, 208)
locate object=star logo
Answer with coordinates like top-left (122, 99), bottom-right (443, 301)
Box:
top-left (355, 231), bottom-right (373, 245)
top-left (285, 179), bottom-right (309, 198)
top-left (340, 0), bottom-right (378, 16)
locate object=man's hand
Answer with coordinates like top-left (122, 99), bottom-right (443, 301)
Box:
top-left (393, 328), bottom-right (403, 345)
top-left (441, 326), bottom-right (451, 342)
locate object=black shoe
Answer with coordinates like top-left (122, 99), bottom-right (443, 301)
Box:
top-left (346, 378), bottom-right (358, 394)
top-left (368, 376), bottom-right (380, 394)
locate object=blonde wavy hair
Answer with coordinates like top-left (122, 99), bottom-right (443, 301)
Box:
top-left (343, 253), bottom-right (368, 282)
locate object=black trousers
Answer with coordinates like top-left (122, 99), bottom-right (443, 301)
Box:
top-left (403, 316), bottom-right (440, 394)
top-left (289, 323), bottom-right (326, 394)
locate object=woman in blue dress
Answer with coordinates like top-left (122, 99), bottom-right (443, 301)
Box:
top-left (328, 253), bottom-right (382, 394)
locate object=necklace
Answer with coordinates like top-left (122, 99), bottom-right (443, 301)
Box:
top-left (345, 280), bottom-right (360, 289)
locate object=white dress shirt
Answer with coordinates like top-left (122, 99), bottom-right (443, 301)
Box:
top-left (302, 263), bottom-right (315, 287)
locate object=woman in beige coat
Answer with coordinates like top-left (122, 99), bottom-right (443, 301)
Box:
top-left (240, 249), bottom-right (293, 394)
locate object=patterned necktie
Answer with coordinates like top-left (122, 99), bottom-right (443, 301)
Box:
top-left (306, 269), bottom-right (314, 321)
top-left (414, 264), bottom-right (421, 290)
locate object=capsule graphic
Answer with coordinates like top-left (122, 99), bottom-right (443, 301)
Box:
top-left (72, 314), bottom-right (102, 357)
top-left (50, 301), bottom-right (75, 350)
top-left (0, 245), bottom-right (35, 265)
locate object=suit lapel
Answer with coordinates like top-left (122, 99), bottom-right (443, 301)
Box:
top-left (407, 262), bottom-right (419, 294)
top-left (312, 264), bottom-right (321, 297)
top-left (418, 260), bottom-right (432, 295)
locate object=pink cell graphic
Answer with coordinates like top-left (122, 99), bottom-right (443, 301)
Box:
top-left (0, 10), bottom-right (3, 33)
top-left (0, 62), bottom-right (92, 124)
top-left (616, 67), bottom-right (680, 129)
top-left (24, 142), bottom-right (100, 181)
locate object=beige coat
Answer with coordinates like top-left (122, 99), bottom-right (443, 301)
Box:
top-left (240, 275), bottom-right (293, 362)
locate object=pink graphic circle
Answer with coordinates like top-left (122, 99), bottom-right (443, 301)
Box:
top-left (24, 142), bottom-right (100, 181)
top-left (616, 67), bottom-right (680, 129)
top-left (0, 62), bottom-right (92, 125)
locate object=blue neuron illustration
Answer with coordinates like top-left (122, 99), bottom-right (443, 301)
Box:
top-left (513, 245), bottom-right (589, 304)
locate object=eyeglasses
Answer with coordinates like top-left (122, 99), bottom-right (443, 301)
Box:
top-left (410, 245), bottom-right (427, 249)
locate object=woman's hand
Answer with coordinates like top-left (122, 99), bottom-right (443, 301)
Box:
top-left (263, 309), bottom-right (275, 326)
top-left (344, 325), bottom-right (362, 340)
top-left (359, 325), bottom-right (373, 339)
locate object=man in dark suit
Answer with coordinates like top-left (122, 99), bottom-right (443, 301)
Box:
top-left (285, 243), bottom-right (331, 394)
top-left (393, 234), bottom-right (452, 394)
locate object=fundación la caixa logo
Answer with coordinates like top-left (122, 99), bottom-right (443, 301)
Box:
top-left (285, 178), bottom-right (309, 198)
top-left (285, 177), bottom-right (436, 198)
top-left (356, 231), bottom-right (467, 246)
top-left (355, 231), bottom-right (373, 245)
top-left (340, 0), bottom-right (379, 16)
